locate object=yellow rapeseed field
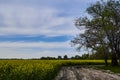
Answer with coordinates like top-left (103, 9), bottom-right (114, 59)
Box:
top-left (0, 60), bottom-right (109, 80)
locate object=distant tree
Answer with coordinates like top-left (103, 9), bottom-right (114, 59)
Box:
top-left (81, 54), bottom-right (90, 59)
top-left (41, 57), bottom-right (46, 60)
top-left (74, 55), bottom-right (81, 59)
top-left (63, 55), bottom-right (68, 60)
top-left (40, 57), bottom-right (56, 60)
top-left (58, 56), bottom-right (62, 60)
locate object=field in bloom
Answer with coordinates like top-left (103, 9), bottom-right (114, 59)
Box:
top-left (0, 60), bottom-right (109, 80)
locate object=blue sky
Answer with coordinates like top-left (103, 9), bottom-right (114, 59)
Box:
top-left (0, 0), bottom-right (98, 58)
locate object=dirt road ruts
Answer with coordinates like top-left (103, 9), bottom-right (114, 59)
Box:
top-left (54, 66), bottom-right (120, 80)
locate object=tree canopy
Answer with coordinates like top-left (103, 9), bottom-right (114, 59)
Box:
top-left (71, 0), bottom-right (120, 66)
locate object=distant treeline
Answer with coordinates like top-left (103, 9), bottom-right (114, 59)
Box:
top-left (0, 52), bottom-right (111, 60)
top-left (40, 52), bottom-right (111, 60)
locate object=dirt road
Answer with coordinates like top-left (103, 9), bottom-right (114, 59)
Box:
top-left (54, 66), bottom-right (120, 80)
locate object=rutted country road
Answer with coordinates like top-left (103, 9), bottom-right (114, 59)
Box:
top-left (54, 66), bottom-right (120, 80)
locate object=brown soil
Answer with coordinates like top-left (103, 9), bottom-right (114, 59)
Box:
top-left (54, 66), bottom-right (120, 80)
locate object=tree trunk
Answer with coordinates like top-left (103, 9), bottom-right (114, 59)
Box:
top-left (104, 55), bottom-right (108, 66)
top-left (117, 53), bottom-right (120, 64)
top-left (111, 53), bottom-right (118, 66)
top-left (103, 51), bottom-right (108, 66)
top-left (103, 46), bottom-right (108, 66)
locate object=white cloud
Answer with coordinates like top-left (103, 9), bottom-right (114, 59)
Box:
top-left (0, 41), bottom-right (71, 49)
top-left (0, 0), bottom-right (97, 58)
top-left (0, 3), bottom-right (81, 37)
top-left (0, 48), bottom-right (80, 59)
top-left (0, 41), bottom-right (81, 58)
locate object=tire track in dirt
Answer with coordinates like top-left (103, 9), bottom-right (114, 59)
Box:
top-left (54, 66), bottom-right (120, 80)
top-left (55, 67), bottom-right (77, 80)
top-left (70, 67), bottom-right (82, 80)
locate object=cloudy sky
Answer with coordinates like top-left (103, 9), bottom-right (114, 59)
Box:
top-left (0, 0), bottom-right (99, 58)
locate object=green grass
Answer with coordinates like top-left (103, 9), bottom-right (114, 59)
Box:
top-left (96, 66), bottom-right (120, 73)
